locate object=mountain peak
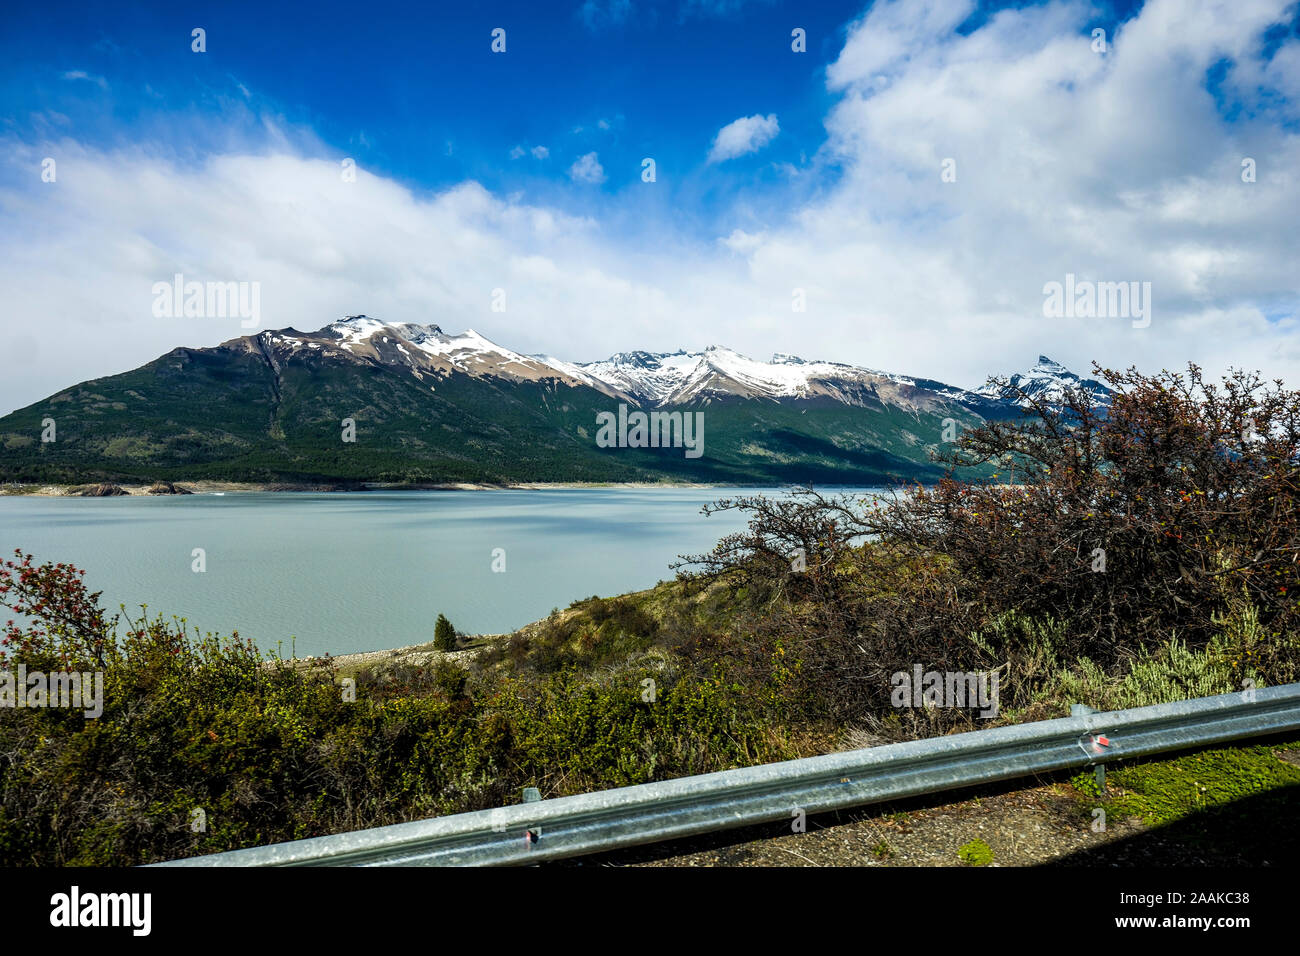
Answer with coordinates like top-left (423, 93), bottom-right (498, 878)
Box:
top-left (603, 350), bottom-right (662, 368)
top-left (263, 317), bottom-right (1108, 415)
top-left (333, 316), bottom-right (448, 336)
top-left (972, 355), bottom-right (1110, 409)
top-left (393, 321), bottom-right (443, 339)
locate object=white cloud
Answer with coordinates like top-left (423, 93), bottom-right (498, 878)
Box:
top-left (568, 151), bottom-right (606, 183)
top-left (782, 0), bottom-right (1300, 386)
top-left (827, 0), bottom-right (975, 88)
top-left (512, 145), bottom-right (549, 160)
top-left (707, 113), bottom-right (779, 163)
top-left (720, 228), bottom-right (767, 254)
top-left (61, 70), bottom-right (108, 90)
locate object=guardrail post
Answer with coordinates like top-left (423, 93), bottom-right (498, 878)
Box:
top-left (1071, 704), bottom-right (1107, 795)
top-left (522, 787), bottom-right (541, 848)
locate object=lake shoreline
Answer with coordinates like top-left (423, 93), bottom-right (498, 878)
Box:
top-left (285, 638), bottom-right (495, 675)
top-left (2, 479), bottom-right (749, 497)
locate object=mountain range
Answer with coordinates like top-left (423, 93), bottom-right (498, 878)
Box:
top-left (0, 316), bottom-right (1109, 486)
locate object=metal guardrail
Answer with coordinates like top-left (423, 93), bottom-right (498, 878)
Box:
top-left (155, 683), bottom-right (1300, 867)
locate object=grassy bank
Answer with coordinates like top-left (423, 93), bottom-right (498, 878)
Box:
top-left (0, 555), bottom-right (1291, 866)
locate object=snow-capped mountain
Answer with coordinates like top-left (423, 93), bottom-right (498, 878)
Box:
top-left (573, 345), bottom-right (969, 411)
top-left (972, 355), bottom-right (1111, 408)
top-left (269, 316), bottom-right (1101, 416)
top-left (267, 315), bottom-right (603, 389)
top-left (0, 313), bottom-right (1110, 487)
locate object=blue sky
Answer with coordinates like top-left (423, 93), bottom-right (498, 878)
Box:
top-left (2, 0), bottom-right (1154, 234)
top-left (3, 0), bottom-right (869, 232)
top-left (1, 0), bottom-right (1298, 415)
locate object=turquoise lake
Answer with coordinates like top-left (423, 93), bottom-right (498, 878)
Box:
top-left (0, 487), bottom-right (881, 658)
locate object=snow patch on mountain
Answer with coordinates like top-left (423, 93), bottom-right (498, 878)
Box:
top-left (267, 317), bottom-right (1106, 416)
top-left (332, 315), bottom-right (390, 349)
top-left (974, 355), bottom-right (1111, 407)
top-left (325, 316), bottom-right (571, 383)
top-left (575, 345), bottom-right (995, 411)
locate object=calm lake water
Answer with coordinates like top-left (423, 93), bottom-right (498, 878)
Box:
top-left (0, 488), bottom-right (881, 658)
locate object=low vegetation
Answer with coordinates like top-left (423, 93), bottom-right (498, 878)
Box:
top-left (1, 362), bottom-right (1296, 864)
top-left (1065, 737), bottom-right (1300, 864)
top-left (957, 838), bottom-right (994, 866)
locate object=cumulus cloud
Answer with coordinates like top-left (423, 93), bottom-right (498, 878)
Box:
top-left (567, 151), bottom-right (606, 183)
top-left (707, 113), bottom-right (779, 163)
top-left (774, 0), bottom-right (1300, 384)
top-left (531, 145), bottom-right (549, 159)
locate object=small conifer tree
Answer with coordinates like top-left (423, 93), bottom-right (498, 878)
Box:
top-left (434, 613), bottom-right (456, 652)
